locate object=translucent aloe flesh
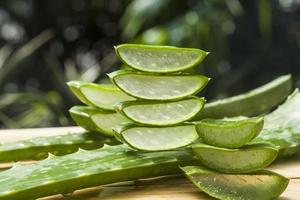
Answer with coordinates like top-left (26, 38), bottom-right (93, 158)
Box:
top-left (113, 124), bottom-right (199, 151)
top-left (109, 70), bottom-right (209, 100)
top-left (67, 81), bottom-right (135, 110)
top-left (192, 143), bottom-right (278, 173)
top-left (0, 133), bottom-right (109, 162)
top-left (199, 74), bottom-right (292, 119)
top-left (115, 44), bottom-right (209, 73)
top-left (196, 117), bottom-right (264, 148)
top-left (116, 97), bottom-right (205, 126)
top-left (69, 106), bottom-right (130, 136)
top-left (181, 166), bottom-right (289, 200)
top-left (254, 89), bottom-right (300, 157)
top-left (0, 145), bottom-right (197, 200)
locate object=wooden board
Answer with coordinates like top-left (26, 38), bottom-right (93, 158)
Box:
top-left (0, 127), bottom-right (300, 200)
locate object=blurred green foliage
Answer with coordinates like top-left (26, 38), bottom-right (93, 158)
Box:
top-left (0, 0), bottom-right (299, 128)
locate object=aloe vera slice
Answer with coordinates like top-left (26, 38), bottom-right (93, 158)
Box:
top-left (67, 81), bottom-right (135, 110)
top-left (0, 133), bottom-right (112, 162)
top-left (196, 117), bottom-right (264, 148)
top-left (254, 89), bottom-right (300, 157)
top-left (113, 124), bottom-right (199, 151)
top-left (115, 44), bottom-right (209, 73)
top-left (109, 70), bottom-right (209, 100)
top-left (199, 74), bottom-right (292, 119)
top-left (192, 143), bottom-right (278, 173)
top-left (181, 166), bottom-right (289, 200)
top-left (0, 145), bottom-right (196, 200)
top-left (116, 97), bottom-right (205, 126)
top-left (69, 106), bottom-right (130, 136)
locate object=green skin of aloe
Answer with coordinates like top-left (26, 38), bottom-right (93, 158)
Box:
top-left (0, 44), bottom-right (295, 200)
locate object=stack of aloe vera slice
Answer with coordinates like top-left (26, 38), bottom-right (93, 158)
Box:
top-left (0, 44), bottom-right (294, 200)
top-left (110, 44), bottom-right (210, 151)
top-left (69, 44), bottom-right (210, 151)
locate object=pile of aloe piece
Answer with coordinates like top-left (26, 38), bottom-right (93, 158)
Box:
top-left (0, 44), bottom-right (299, 200)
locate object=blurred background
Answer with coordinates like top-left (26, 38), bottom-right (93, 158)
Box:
top-left (0, 0), bottom-right (299, 129)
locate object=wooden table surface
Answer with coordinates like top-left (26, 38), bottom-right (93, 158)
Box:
top-left (1, 127), bottom-right (300, 200)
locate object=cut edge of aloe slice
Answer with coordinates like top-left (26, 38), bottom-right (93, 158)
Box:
top-left (180, 166), bottom-right (289, 200)
top-left (192, 143), bottom-right (278, 173)
top-left (108, 70), bottom-right (210, 100)
top-left (195, 117), bottom-right (264, 148)
top-left (112, 124), bottom-right (199, 151)
top-left (115, 96), bottom-right (206, 126)
top-left (69, 106), bottom-right (129, 137)
top-left (67, 81), bottom-right (134, 110)
top-left (115, 44), bottom-right (209, 73)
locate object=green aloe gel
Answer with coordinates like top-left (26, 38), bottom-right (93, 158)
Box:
top-left (69, 106), bottom-right (130, 136)
top-left (181, 166), bottom-right (289, 200)
top-left (115, 97), bottom-right (205, 126)
top-left (67, 81), bottom-right (135, 110)
top-left (115, 44), bottom-right (209, 73)
top-left (113, 124), bottom-right (199, 151)
top-left (195, 117), bottom-right (264, 148)
top-left (108, 70), bottom-right (209, 100)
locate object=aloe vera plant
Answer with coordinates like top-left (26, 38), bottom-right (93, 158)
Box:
top-left (0, 145), bottom-right (197, 200)
top-left (69, 106), bottom-right (130, 136)
top-left (113, 124), bottom-right (199, 151)
top-left (196, 117), bottom-right (264, 148)
top-left (0, 44), bottom-right (296, 200)
top-left (115, 97), bottom-right (205, 126)
top-left (255, 89), bottom-right (300, 157)
top-left (181, 166), bottom-right (289, 200)
top-left (198, 74), bottom-right (292, 119)
top-left (0, 132), bottom-right (110, 162)
top-left (108, 70), bottom-right (209, 100)
top-left (115, 44), bottom-right (209, 73)
top-left (67, 81), bottom-right (135, 110)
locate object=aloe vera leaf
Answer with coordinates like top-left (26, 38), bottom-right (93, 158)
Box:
top-left (0, 145), bottom-right (197, 200)
top-left (192, 143), bottom-right (278, 173)
top-left (69, 106), bottom-right (131, 137)
top-left (115, 44), bottom-right (209, 73)
top-left (0, 132), bottom-right (112, 162)
top-left (181, 166), bottom-right (289, 200)
top-left (195, 117), bottom-right (264, 148)
top-left (109, 70), bottom-right (210, 100)
top-left (254, 89), bottom-right (300, 157)
top-left (115, 97), bottom-right (205, 126)
top-left (67, 81), bottom-right (135, 110)
top-left (198, 74), bottom-right (292, 119)
top-left (113, 124), bottom-right (199, 151)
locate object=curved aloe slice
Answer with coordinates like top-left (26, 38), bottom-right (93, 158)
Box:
top-left (116, 97), bottom-right (205, 126)
top-left (199, 74), bottom-right (292, 119)
top-left (115, 44), bottom-right (209, 73)
top-left (109, 70), bottom-right (209, 100)
top-left (113, 124), bottom-right (199, 151)
top-left (69, 106), bottom-right (130, 136)
top-left (196, 117), bottom-right (264, 148)
top-left (0, 145), bottom-right (196, 200)
top-left (192, 143), bottom-right (278, 173)
top-left (67, 81), bottom-right (135, 110)
top-left (181, 166), bottom-right (289, 200)
top-left (0, 133), bottom-right (110, 162)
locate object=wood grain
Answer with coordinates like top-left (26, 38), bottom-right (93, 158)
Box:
top-left (0, 127), bottom-right (299, 200)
